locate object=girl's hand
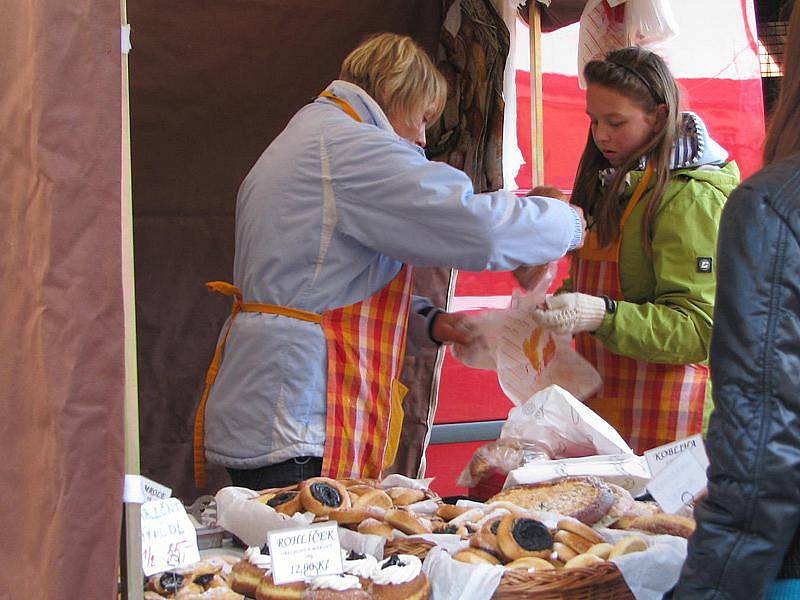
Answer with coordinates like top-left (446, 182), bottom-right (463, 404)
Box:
top-left (430, 311), bottom-right (478, 345)
top-left (532, 293), bottom-right (607, 334)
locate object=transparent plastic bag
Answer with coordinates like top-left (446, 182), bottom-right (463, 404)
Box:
top-left (455, 437), bottom-right (552, 488)
top-left (625, 0), bottom-right (679, 46)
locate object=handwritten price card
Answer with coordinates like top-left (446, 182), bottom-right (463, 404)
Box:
top-left (268, 522), bottom-right (342, 584)
top-left (140, 498), bottom-right (200, 576)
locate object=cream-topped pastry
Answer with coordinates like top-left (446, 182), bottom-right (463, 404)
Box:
top-left (309, 574), bottom-right (362, 591)
top-left (371, 554), bottom-right (421, 585)
top-left (342, 551), bottom-right (378, 579)
top-left (245, 546), bottom-right (273, 570)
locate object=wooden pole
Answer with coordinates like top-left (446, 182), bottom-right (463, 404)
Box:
top-left (120, 1), bottom-right (143, 597)
top-left (529, 1), bottom-right (545, 186)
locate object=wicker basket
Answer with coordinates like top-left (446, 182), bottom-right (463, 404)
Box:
top-left (383, 538), bottom-right (634, 599)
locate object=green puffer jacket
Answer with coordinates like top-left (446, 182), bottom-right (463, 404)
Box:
top-left (564, 160), bottom-right (740, 428)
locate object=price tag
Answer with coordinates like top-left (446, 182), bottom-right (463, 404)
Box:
top-left (267, 522), bottom-right (343, 585)
top-left (124, 474), bottom-right (172, 504)
top-left (646, 450), bottom-right (707, 514)
top-left (140, 498), bottom-right (200, 576)
top-left (644, 433), bottom-right (709, 477)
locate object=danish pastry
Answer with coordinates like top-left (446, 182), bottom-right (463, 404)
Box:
top-left (496, 515), bottom-right (554, 561)
top-left (299, 478), bottom-right (351, 516)
top-left (370, 554), bottom-right (430, 600)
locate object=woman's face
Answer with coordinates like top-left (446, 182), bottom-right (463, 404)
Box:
top-left (388, 109), bottom-right (430, 148)
top-left (586, 83), bottom-right (660, 167)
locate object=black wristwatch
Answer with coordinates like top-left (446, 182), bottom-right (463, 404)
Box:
top-left (600, 295), bottom-right (617, 314)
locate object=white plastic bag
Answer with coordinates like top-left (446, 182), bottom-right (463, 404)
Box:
top-left (625, 0), bottom-right (679, 46)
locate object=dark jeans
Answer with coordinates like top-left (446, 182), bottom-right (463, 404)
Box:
top-left (227, 456), bottom-right (323, 490)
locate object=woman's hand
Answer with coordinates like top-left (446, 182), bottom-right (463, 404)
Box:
top-left (430, 311), bottom-right (478, 345)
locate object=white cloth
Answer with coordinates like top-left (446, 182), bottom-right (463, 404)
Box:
top-left (204, 80), bottom-right (582, 469)
top-left (578, 0), bottom-right (628, 88)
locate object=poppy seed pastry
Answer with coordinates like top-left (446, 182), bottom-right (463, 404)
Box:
top-left (496, 515), bottom-right (554, 561)
top-left (268, 491), bottom-right (304, 516)
top-left (299, 478), bottom-right (351, 516)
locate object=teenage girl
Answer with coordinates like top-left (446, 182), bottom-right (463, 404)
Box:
top-left (534, 46), bottom-right (740, 453)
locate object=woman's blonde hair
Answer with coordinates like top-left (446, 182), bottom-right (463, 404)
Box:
top-left (572, 46), bottom-right (682, 251)
top-left (763, 2), bottom-right (800, 165)
top-left (340, 33), bottom-right (446, 126)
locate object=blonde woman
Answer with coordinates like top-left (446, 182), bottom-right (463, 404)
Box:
top-left (193, 33), bottom-right (585, 489)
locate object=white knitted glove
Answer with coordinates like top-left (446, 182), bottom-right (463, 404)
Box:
top-left (532, 293), bottom-right (607, 335)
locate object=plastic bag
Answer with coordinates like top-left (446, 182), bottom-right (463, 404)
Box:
top-left (455, 437), bottom-right (551, 488)
top-left (625, 0), bottom-right (679, 46)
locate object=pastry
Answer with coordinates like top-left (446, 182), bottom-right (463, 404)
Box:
top-left (488, 477), bottom-right (615, 525)
top-left (504, 557), bottom-right (555, 571)
top-left (556, 519), bottom-right (605, 546)
top-left (563, 553), bottom-right (605, 569)
top-left (255, 573), bottom-right (309, 600)
top-left (612, 500), bottom-right (662, 529)
top-left (608, 536), bottom-right (648, 559)
top-left (496, 515), bottom-right (554, 561)
top-left (352, 489), bottom-right (393, 510)
top-left (629, 513), bottom-right (696, 538)
top-left (299, 478), bottom-right (351, 516)
top-left (357, 518), bottom-right (395, 538)
top-left (554, 530), bottom-right (594, 554)
top-left (468, 516), bottom-right (502, 556)
top-left (383, 508), bottom-right (431, 535)
top-left (452, 548), bottom-right (501, 565)
top-left (267, 491), bottom-right (304, 516)
top-left (229, 547), bottom-right (272, 597)
top-left (551, 542), bottom-right (577, 563)
top-left (328, 506), bottom-right (385, 527)
top-left (435, 504), bottom-right (472, 521)
top-left (302, 574), bottom-right (371, 599)
top-left (585, 542), bottom-right (614, 559)
top-left (149, 570), bottom-right (190, 595)
top-left (431, 521), bottom-right (468, 536)
top-left (370, 554), bottom-right (430, 600)
top-left (341, 550), bottom-right (379, 589)
top-left (176, 589), bottom-right (244, 599)
top-left (385, 487), bottom-right (426, 506)
top-left (597, 483), bottom-right (636, 527)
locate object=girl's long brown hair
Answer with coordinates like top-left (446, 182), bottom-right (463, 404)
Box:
top-left (571, 47), bottom-right (682, 250)
top-left (763, 1), bottom-right (800, 165)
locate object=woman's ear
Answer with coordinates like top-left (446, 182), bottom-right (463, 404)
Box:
top-left (653, 104), bottom-right (668, 133)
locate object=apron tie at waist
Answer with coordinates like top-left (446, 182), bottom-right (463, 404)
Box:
top-left (193, 282), bottom-right (322, 487)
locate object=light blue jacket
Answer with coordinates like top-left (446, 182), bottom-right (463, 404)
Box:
top-left (204, 80), bottom-right (582, 469)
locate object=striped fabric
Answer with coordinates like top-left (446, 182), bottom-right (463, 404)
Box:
top-left (321, 265), bottom-right (414, 479)
top-left (573, 241), bottom-right (707, 454)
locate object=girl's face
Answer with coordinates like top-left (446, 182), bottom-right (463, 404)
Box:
top-left (586, 83), bottom-right (661, 167)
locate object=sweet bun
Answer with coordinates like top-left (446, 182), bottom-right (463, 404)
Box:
top-left (352, 488), bottom-right (393, 510)
top-left (299, 477), bottom-right (351, 516)
top-left (386, 487), bottom-right (426, 506)
top-left (328, 506), bottom-right (385, 527)
top-left (452, 548), bottom-right (501, 565)
top-left (370, 554), bottom-right (431, 600)
top-left (384, 508), bottom-right (431, 535)
top-left (629, 514), bottom-right (696, 538)
top-left (557, 519), bottom-right (604, 546)
top-left (255, 572), bottom-right (308, 600)
top-left (496, 515), bottom-right (554, 561)
top-left (469, 517), bottom-right (502, 556)
top-left (357, 518), bottom-right (395, 538)
top-left (435, 504), bottom-right (472, 521)
top-left (609, 535), bottom-right (648, 559)
top-left (586, 542), bottom-right (614, 560)
top-left (431, 521), bottom-right (468, 536)
top-left (267, 491), bottom-right (303, 516)
top-left (504, 557), bottom-right (555, 571)
top-left (554, 530), bottom-right (594, 555)
top-left (552, 542), bottom-right (577, 563)
top-left (563, 553), bottom-right (605, 569)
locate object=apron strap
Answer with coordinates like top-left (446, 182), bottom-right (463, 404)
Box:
top-left (193, 282), bottom-right (322, 487)
top-left (319, 91), bottom-right (364, 123)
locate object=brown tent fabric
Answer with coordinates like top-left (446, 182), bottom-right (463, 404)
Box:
top-left (0, 0), bottom-right (124, 598)
top-left (129, 0), bottom-right (443, 499)
top-left (519, 0), bottom-right (588, 32)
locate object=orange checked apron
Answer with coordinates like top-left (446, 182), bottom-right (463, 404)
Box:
top-left (573, 165), bottom-right (707, 454)
top-left (193, 92), bottom-right (414, 488)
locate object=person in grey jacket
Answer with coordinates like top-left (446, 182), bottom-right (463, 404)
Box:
top-left (673, 2), bottom-right (800, 598)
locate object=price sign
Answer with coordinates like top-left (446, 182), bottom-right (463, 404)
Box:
top-left (140, 498), bottom-right (200, 576)
top-left (646, 450), bottom-right (707, 514)
top-left (644, 433), bottom-right (709, 477)
top-left (267, 522), bottom-right (343, 584)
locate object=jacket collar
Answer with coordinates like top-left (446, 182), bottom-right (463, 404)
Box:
top-left (317, 80), bottom-right (394, 132)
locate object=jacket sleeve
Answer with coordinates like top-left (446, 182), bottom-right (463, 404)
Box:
top-left (594, 178), bottom-right (724, 364)
top-left (326, 125), bottom-right (581, 272)
top-left (673, 181), bottom-right (800, 599)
